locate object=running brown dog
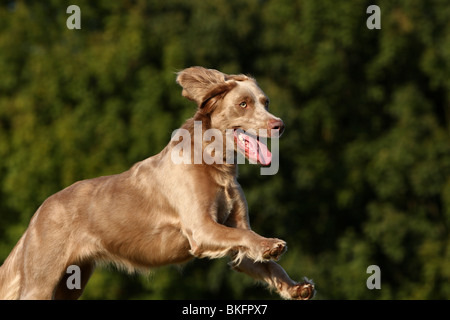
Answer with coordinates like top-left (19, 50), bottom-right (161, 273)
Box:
top-left (0, 67), bottom-right (315, 300)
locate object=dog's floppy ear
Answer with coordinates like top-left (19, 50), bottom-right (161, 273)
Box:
top-left (176, 67), bottom-right (235, 109)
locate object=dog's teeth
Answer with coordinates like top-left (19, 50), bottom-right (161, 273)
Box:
top-left (239, 134), bottom-right (244, 142)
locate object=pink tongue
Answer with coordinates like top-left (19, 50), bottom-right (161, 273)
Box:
top-left (245, 135), bottom-right (272, 165)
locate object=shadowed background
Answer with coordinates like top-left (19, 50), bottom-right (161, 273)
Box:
top-left (0, 0), bottom-right (449, 299)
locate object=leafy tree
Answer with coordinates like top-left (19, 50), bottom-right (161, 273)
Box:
top-left (0, 0), bottom-right (449, 299)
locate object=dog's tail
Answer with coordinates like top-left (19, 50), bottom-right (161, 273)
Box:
top-left (0, 234), bottom-right (25, 300)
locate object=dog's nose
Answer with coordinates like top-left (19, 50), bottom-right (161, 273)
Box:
top-left (268, 119), bottom-right (285, 136)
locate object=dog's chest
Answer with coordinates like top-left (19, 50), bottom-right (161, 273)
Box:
top-left (214, 186), bottom-right (235, 224)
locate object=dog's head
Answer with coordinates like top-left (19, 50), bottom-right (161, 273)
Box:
top-left (176, 66), bottom-right (284, 166)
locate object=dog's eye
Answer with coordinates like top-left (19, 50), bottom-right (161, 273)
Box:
top-left (239, 102), bottom-right (247, 108)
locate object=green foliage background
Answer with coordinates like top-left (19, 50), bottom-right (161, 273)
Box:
top-left (1, 0), bottom-right (449, 299)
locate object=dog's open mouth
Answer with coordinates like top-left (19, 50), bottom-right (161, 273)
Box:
top-left (233, 130), bottom-right (272, 166)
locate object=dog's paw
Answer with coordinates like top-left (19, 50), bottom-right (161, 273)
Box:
top-left (261, 239), bottom-right (287, 261)
top-left (288, 278), bottom-right (316, 300)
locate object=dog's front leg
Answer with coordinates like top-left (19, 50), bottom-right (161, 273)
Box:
top-left (225, 185), bottom-right (315, 300)
top-left (182, 218), bottom-right (286, 263)
top-left (230, 257), bottom-right (315, 300)
top-left (225, 205), bottom-right (315, 299)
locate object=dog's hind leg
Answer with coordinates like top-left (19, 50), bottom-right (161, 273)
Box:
top-left (19, 241), bottom-right (95, 300)
top-left (18, 257), bottom-right (65, 299)
top-left (17, 208), bottom-right (77, 299)
top-left (18, 236), bottom-right (70, 300)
